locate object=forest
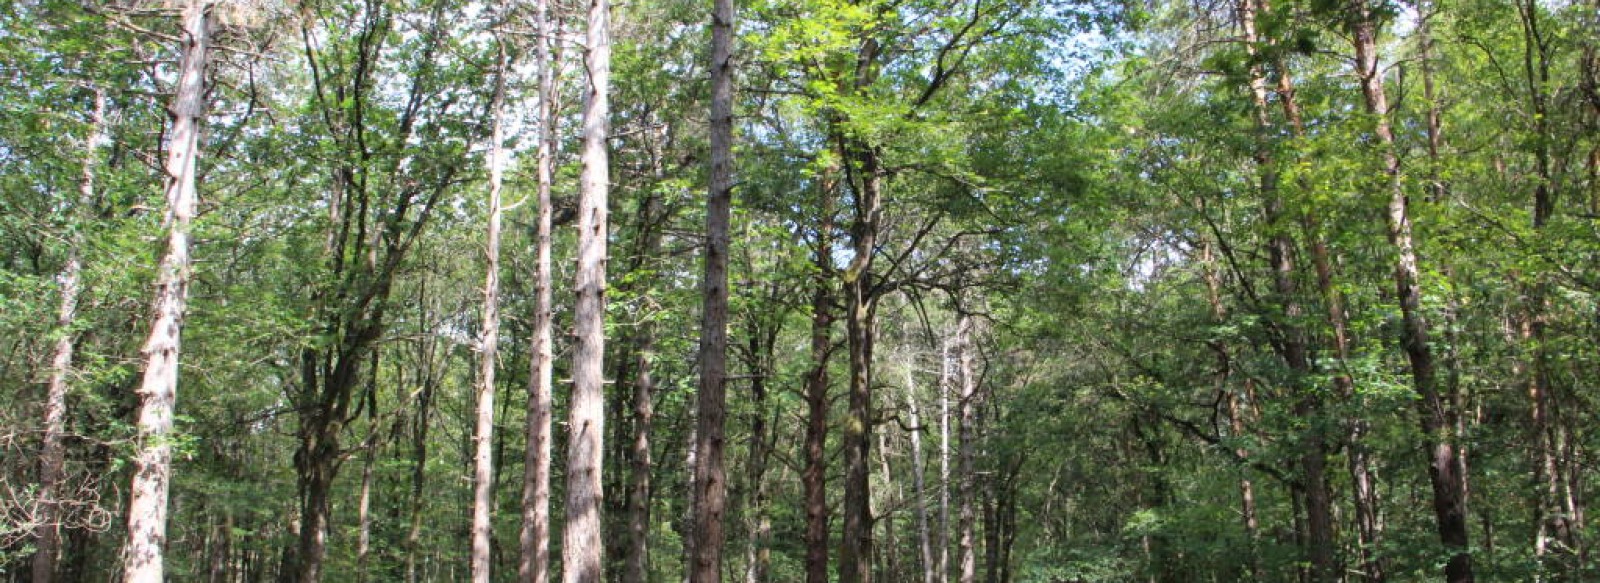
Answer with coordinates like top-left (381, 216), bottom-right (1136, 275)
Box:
top-left (1, 0), bottom-right (1597, 581)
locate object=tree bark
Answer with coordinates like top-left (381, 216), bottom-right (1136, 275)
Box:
top-left (564, 0), bottom-right (611, 578)
top-left (691, 0), bottom-right (736, 576)
top-left (956, 316), bottom-right (977, 583)
top-left (938, 336), bottom-right (952, 583)
top-left (803, 167), bottom-right (837, 583)
top-left (33, 85), bottom-right (105, 583)
top-left (355, 435), bottom-right (377, 583)
top-left (520, 1), bottom-right (560, 580)
top-left (1349, 2), bottom-right (1473, 580)
top-left (906, 363), bottom-right (935, 583)
top-left (1235, 2), bottom-right (1335, 577)
top-left (470, 37), bottom-right (510, 583)
top-left (123, 3), bottom-right (209, 580)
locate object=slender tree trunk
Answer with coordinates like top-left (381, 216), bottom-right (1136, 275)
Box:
top-left (624, 320), bottom-right (657, 583)
top-left (409, 326), bottom-right (439, 583)
top-left (956, 317), bottom-right (977, 583)
top-left (471, 38), bottom-right (510, 583)
top-left (906, 365), bottom-right (935, 583)
top-left (691, 0), bottom-right (736, 576)
top-left (124, 3), bottom-right (209, 580)
top-left (1350, 2), bottom-right (1473, 580)
top-left (520, 1), bottom-right (559, 579)
top-left (355, 436), bottom-right (377, 583)
top-left (33, 86), bottom-right (105, 583)
top-left (803, 169), bottom-right (837, 583)
top-left (1235, 1), bottom-right (1334, 576)
top-left (564, 0), bottom-right (611, 578)
top-left (938, 336), bottom-right (951, 583)
top-left (741, 317), bottom-right (777, 583)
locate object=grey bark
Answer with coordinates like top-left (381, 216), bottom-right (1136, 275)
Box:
top-left (123, 3), bottom-right (209, 580)
top-left (563, 0), bottom-right (611, 578)
top-left (519, 1), bottom-right (560, 580)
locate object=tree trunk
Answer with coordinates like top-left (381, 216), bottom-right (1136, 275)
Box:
top-left (803, 168), bottom-right (837, 583)
top-left (956, 316), bottom-right (977, 583)
top-left (520, 1), bottom-right (560, 580)
top-left (938, 336), bottom-right (952, 583)
top-left (564, 0), bottom-right (611, 578)
top-left (906, 364), bottom-right (935, 583)
top-left (1349, 2), bottom-right (1473, 580)
top-left (123, 3), bottom-right (209, 580)
top-left (624, 320), bottom-right (657, 583)
top-left (33, 85), bottom-right (105, 583)
top-left (838, 124), bottom-right (886, 583)
top-left (471, 38), bottom-right (510, 583)
top-left (1234, 1), bottom-right (1335, 576)
top-left (408, 325), bottom-right (440, 583)
top-left (355, 436), bottom-right (377, 583)
top-left (691, 0), bottom-right (736, 576)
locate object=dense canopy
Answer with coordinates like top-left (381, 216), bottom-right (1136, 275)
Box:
top-left (1, 0), bottom-right (1598, 581)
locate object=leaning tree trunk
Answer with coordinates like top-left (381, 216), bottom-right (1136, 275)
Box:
top-left (564, 0), bottom-right (610, 578)
top-left (519, 0), bottom-right (560, 579)
top-left (34, 86), bottom-right (105, 583)
top-left (1349, 2), bottom-right (1473, 580)
top-left (470, 37), bottom-right (510, 583)
top-left (123, 3), bottom-right (209, 580)
top-left (690, 0), bottom-right (736, 576)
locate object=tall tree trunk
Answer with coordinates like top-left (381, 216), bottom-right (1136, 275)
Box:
top-left (691, 0), bottom-right (736, 576)
top-left (407, 326), bottom-right (439, 583)
top-left (1235, 1), bottom-right (1334, 576)
top-left (956, 317), bottom-right (977, 583)
top-left (906, 364), bottom-right (935, 583)
top-left (355, 436), bottom-right (377, 583)
top-left (803, 168), bottom-right (837, 583)
top-left (1515, 0), bottom-right (1575, 566)
top-left (407, 344), bottom-right (438, 583)
top-left (938, 336), bottom-right (952, 583)
top-left (622, 178), bottom-right (666, 583)
top-left (519, 1), bottom-right (560, 579)
top-left (622, 330), bottom-right (655, 583)
top-left (741, 312), bottom-right (778, 583)
top-left (840, 157), bottom-right (882, 583)
top-left (33, 85), bottom-right (105, 583)
top-left (1349, 2), bottom-right (1473, 580)
top-left (123, 3), bottom-right (209, 580)
top-left (564, 0), bottom-right (611, 578)
top-left (471, 37), bottom-right (510, 583)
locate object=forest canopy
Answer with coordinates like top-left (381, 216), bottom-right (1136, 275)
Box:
top-left (1, 0), bottom-right (1598, 581)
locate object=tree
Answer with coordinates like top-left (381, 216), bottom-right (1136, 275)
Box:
top-left (470, 24), bottom-right (511, 583)
top-left (122, 1), bottom-right (210, 579)
top-left (689, 0), bottom-right (736, 577)
top-left (563, 0), bottom-right (611, 579)
top-left (520, 0), bottom-right (562, 578)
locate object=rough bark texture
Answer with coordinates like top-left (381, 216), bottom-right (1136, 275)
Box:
top-left (123, 3), bottom-right (208, 580)
top-left (690, 0), bottom-right (736, 577)
top-left (33, 86), bottom-right (105, 583)
top-left (1350, 2), bottom-right (1473, 580)
top-left (471, 42), bottom-right (509, 583)
top-left (564, 0), bottom-right (610, 579)
top-left (519, 1), bottom-right (559, 579)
